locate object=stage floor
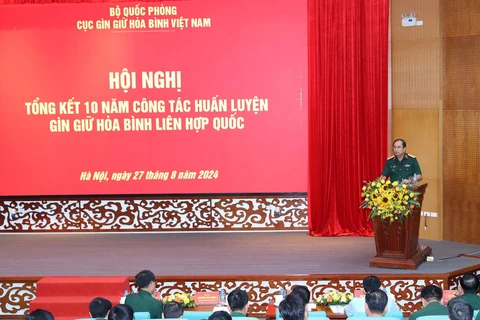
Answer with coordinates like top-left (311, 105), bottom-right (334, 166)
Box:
top-left (2, 232), bottom-right (480, 277)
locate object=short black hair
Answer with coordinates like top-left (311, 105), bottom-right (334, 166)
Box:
top-left (227, 289), bottom-right (248, 312)
top-left (421, 285), bottom-right (443, 302)
top-left (365, 289), bottom-right (388, 315)
top-left (460, 273), bottom-right (480, 292)
top-left (208, 311), bottom-right (232, 320)
top-left (279, 293), bottom-right (306, 320)
top-left (448, 299), bottom-right (474, 320)
top-left (164, 302), bottom-right (184, 318)
top-left (89, 297), bottom-right (112, 318)
top-left (363, 276), bottom-right (381, 293)
top-left (393, 139), bottom-right (406, 148)
top-left (135, 270), bottom-right (155, 289)
top-left (291, 286), bottom-right (310, 304)
top-left (25, 309), bottom-right (54, 320)
top-left (108, 304), bottom-right (134, 320)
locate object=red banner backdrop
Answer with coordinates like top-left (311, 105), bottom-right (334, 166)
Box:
top-left (0, 0), bottom-right (307, 196)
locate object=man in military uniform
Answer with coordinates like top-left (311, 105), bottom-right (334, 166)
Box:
top-left (125, 270), bottom-right (163, 319)
top-left (380, 139), bottom-right (422, 184)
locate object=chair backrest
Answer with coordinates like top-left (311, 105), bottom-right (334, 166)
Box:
top-left (134, 312), bottom-right (151, 320)
top-left (352, 311), bottom-right (403, 320)
top-left (183, 311), bottom-right (213, 320)
top-left (416, 316), bottom-right (450, 320)
top-left (309, 311), bottom-right (327, 318)
top-left (347, 317), bottom-right (399, 320)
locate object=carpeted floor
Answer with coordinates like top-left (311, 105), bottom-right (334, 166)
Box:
top-left (2, 232), bottom-right (480, 276)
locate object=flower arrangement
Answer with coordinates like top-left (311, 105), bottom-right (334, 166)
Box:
top-left (162, 292), bottom-right (196, 308)
top-left (360, 178), bottom-right (421, 223)
top-left (315, 290), bottom-right (353, 306)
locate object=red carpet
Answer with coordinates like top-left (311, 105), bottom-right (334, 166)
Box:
top-left (30, 276), bottom-right (130, 319)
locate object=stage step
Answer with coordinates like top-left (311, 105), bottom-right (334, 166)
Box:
top-left (30, 276), bottom-right (130, 319)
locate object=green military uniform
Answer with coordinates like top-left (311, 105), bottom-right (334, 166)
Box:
top-left (231, 312), bottom-right (247, 317)
top-left (381, 153), bottom-right (422, 183)
top-left (409, 301), bottom-right (448, 320)
top-left (452, 292), bottom-right (480, 309)
top-left (125, 290), bottom-right (163, 319)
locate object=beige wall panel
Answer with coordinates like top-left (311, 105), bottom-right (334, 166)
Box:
top-left (392, 110), bottom-right (439, 179)
top-left (392, 39), bottom-right (441, 110)
top-left (419, 178), bottom-right (441, 240)
top-left (443, 110), bottom-right (480, 244)
top-left (392, 110), bottom-right (440, 240)
top-left (391, 0), bottom-right (440, 41)
top-left (443, 0), bottom-right (480, 38)
top-left (444, 36), bottom-right (480, 111)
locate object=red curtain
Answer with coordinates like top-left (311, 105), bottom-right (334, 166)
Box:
top-left (307, 0), bottom-right (389, 236)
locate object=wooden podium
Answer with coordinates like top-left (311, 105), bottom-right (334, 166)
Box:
top-left (369, 183), bottom-right (432, 270)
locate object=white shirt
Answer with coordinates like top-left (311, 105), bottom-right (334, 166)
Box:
top-left (345, 294), bottom-right (400, 317)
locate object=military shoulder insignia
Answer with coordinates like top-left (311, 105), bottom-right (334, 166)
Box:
top-left (408, 154), bottom-right (416, 158)
top-left (387, 155), bottom-right (394, 160)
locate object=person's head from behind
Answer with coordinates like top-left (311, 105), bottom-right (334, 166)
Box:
top-left (163, 302), bottom-right (184, 318)
top-left (227, 289), bottom-right (249, 314)
top-left (365, 289), bottom-right (388, 316)
top-left (363, 275), bottom-right (381, 294)
top-left (208, 311), bottom-right (232, 320)
top-left (25, 309), bottom-right (54, 320)
top-left (107, 304), bottom-right (134, 320)
top-left (421, 285), bottom-right (443, 307)
top-left (459, 273), bottom-right (479, 293)
top-left (448, 299), bottom-right (474, 320)
top-left (279, 293), bottom-right (307, 320)
top-left (89, 297), bottom-right (112, 318)
top-left (135, 269), bottom-right (156, 293)
top-left (291, 285), bottom-right (310, 304)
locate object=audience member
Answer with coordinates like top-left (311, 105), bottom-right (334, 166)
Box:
top-left (365, 289), bottom-right (388, 317)
top-left (208, 311), bottom-right (232, 320)
top-left (452, 273), bottom-right (480, 309)
top-left (163, 301), bottom-right (184, 318)
top-left (448, 299), bottom-right (474, 320)
top-left (409, 286), bottom-right (448, 320)
top-left (227, 289), bottom-right (249, 317)
top-left (125, 270), bottom-right (163, 319)
top-left (279, 293), bottom-right (307, 320)
top-left (107, 304), bottom-right (134, 320)
top-left (291, 286), bottom-right (311, 305)
top-left (345, 275), bottom-right (400, 316)
top-left (89, 297), bottom-right (112, 319)
top-left (25, 309), bottom-right (54, 320)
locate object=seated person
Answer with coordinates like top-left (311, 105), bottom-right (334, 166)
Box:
top-left (291, 286), bottom-right (311, 305)
top-left (279, 294), bottom-right (307, 320)
top-left (448, 299), bottom-right (474, 320)
top-left (209, 311), bottom-right (233, 320)
top-left (89, 297), bottom-right (112, 319)
top-left (25, 309), bottom-right (54, 320)
top-left (409, 285), bottom-right (448, 320)
top-left (125, 270), bottom-right (163, 319)
top-left (452, 273), bottom-right (480, 310)
top-left (108, 304), bottom-right (134, 320)
top-left (345, 275), bottom-right (400, 317)
top-left (227, 289), bottom-right (249, 317)
top-left (164, 301), bottom-right (184, 319)
top-left (365, 290), bottom-right (388, 317)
